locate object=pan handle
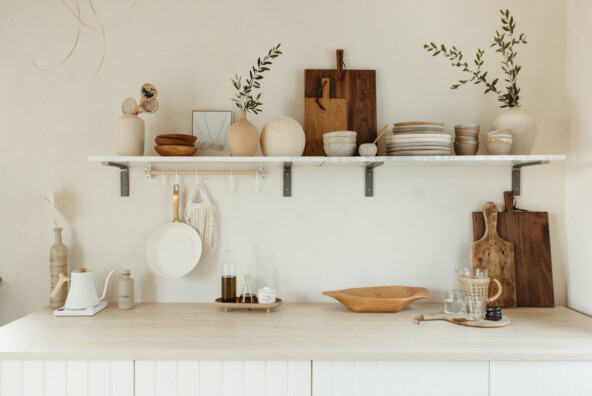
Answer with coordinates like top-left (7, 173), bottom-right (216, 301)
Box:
top-left (173, 184), bottom-right (180, 222)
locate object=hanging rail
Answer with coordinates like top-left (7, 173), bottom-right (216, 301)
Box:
top-left (144, 170), bottom-right (266, 176)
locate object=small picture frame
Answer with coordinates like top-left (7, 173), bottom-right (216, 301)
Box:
top-left (192, 110), bottom-right (233, 156)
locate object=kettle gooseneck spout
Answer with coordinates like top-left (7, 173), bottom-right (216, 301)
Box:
top-left (99, 270), bottom-right (115, 301)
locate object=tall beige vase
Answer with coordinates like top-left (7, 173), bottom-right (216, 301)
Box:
top-left (227, 110), bottom-right (259, 156)
top-left (116, 115), bottom-right (145, 156)
top-left (493, 107), bottom-right (536, 154)
top-left (50, 228), bottom-right (68, 309)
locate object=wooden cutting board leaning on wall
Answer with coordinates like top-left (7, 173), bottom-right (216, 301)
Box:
top-left (470, 202), bottom-right (517, 308)
top-left (304, 49), bottom-right (377, 156)
top-left (472, 191), bottom-right (554, 307)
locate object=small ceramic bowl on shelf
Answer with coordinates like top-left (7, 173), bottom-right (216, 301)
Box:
top-left (453, 140), bottom-right (479, 155)
top-left (359, 143), bottom-right (378, 157)
top-left (324, 143), bottom-right (356, 157)
top-left (486, 138), bottom-right (512, 155)
top-left (454, 123), bottom-right (480, 138)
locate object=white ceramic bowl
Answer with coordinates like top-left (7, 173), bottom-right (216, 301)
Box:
top-left (455, 123), bottom-right (480, 129)
top-left (359, 143), bottom-right (378, 157)
top-left (323, 136), bottom-right (356, 144)
top-left (324, 143), bottom-right (356, 157)
top-left (323, 131), bottom-right (357, 138)
top-left (485, 139), bottom-right (512, 155)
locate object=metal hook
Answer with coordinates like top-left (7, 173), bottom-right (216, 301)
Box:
top-left (175, 170), bottom-right (179, 184)
top-left (195, 170), bottom-right (199, 185)
top-left (230, 170), bottom-right (235, 193)
top-left (255, 169), bottom-right (259, 193)
top-left (161, 170), bottom-right (166, 186)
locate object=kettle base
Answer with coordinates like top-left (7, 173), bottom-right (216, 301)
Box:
top-left (54, 301), bottom-right (109, 317)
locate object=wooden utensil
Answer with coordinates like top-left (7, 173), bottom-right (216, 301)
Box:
top-left (373, 124), bottom-right (389, 144)
top-left (133, 83), bottom-right (158, 115)
top-left (322, 286), bottom-right (429, 312)
top-left (470, 202), bottom-right (517, 308)
top-left (415, 313), bottom-right (510, 328)
top-left (304, 78), bottom-right (348, 156)
top-left (304, 50), bottom-right (376, 155)
top-left (473, 191), bottom-right (554, 307)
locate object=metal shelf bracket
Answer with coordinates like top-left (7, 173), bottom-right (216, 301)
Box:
top-left (365, 162), bottom-right (384, 197)
top-left (101, 162), bottom-right (130, 197)
top-left (511, 161), bottom-right (549, 196)
top-left (283, 162), bottom-right (292, 197)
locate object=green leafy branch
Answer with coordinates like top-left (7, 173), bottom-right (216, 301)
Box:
top-left (231, 43), bottom-right (282, 114)
top-left (423, 9), bottom-right (527, 108)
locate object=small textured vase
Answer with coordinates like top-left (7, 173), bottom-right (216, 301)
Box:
top-left (260, 117), bottom-right (306, 156)
top-left (227, 110), bottom-right (259, 156)
top-left (50, 228), bottom-right (68, 309)
top-left (116, 114), bottom-right (145, 156)
top-left (493, 107), bottom-right (536, 154)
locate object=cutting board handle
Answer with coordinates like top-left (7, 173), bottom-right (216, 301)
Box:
top-left (321, 78), bottom-right (330, 99)
top-left (504, 191), bottom-right (514, 213)
top-left (482, 202), bottom-right (499, 239)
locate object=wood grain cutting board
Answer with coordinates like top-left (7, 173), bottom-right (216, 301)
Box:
top-left (304, 50), bottom-right (376, 156)
top-left (473, 192), bottom-right (554, 307)
top-left (304, 78), bottom-right (348, 156)
top-left (470, 202), bottom-right (517, 308)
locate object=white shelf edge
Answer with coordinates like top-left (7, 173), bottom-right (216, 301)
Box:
top-left (88, 154), bottom-right (566, 166)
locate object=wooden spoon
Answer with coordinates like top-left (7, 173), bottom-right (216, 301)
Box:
top-left (133, 83), bottom-right (158, 115)
top-left (373, 124), bottom-right (389, 144)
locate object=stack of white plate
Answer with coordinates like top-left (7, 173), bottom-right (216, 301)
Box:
top-left (387, 122), bottom-right (451, 156)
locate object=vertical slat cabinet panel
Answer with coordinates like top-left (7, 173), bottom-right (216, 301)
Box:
top-left (89, 360), bottom-right (111, 396)
top-left (135, 361), bottom-right (156, 396)
top-left (111, 360), bottom-right (134, 396)
top-left (179, 361), bottom-right (200, 396)
top-left (23, 361), bottom-right (43, 396)
top-left (245, 361), bottom-right (266, 396)
top-left (156, 361), bottom-right (179, 396)
top-left (201, 361), bottom-right (223, 396)
top-left (288, 360), bottom-right (311, 396)
top-left (0, 361), bottom-right (22, 396)
top-left (67, 361), bottom-right (88, 396)
top-left (312, 360), bottom-right (488, 396)
top-left (267, 361), bottom-right (290, 396)
top-left (490, 361), bottom-right (592, 396)
top-left (45, 360), bottom-right (66, 396)
top-left (223, 360), bottom-right (245, 396)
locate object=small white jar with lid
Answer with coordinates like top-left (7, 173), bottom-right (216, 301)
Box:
top-left (257, 287), bottom-right (276, 304)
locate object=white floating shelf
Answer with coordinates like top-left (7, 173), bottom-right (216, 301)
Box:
top-left (88, 155), bottom-right (565, 197)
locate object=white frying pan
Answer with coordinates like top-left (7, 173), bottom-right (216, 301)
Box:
top-left (146, 184), bottom-right (202, 278)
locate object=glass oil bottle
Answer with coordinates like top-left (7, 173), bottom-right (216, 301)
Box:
top-left (221, 246), bottom-right (236, 303)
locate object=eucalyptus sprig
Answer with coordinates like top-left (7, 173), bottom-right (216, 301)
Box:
top-left (231, 43), bottom-right (282, 114)
top-left (424, 9), bottom-right (527, 108)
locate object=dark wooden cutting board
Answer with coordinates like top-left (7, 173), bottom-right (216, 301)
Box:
top-left (471, 202), bottom-right (517, 308)
top-left (304, 50), bottom-right (376, 155)
top-left (472, 191), bottom-right (554, 307)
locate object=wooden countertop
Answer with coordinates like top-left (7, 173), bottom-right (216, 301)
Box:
top-left (0, 303), bottom-right (591, 361)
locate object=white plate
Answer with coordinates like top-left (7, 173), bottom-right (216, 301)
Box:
top-left (394, 126), bottom-right (444, 132)
top-left (386, 139), bottom-right (451, 146)
top-left (147, 222), bottom-right (202, 278)
top-left (388, 150), bottom-right (451, 156)
top-left (386, 133), bottom-right (451, 140)
top-left (388, 145), bottom-right (451, 151)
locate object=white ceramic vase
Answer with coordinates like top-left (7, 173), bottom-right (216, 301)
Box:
top-left (116, 115), bottom-right (145, 156)
top-left (227, 110), bottom-right (259, 156)
top-left (493, 107), bottom-right (536, 155)
top-left (260, 117), bottom-right (306, 156)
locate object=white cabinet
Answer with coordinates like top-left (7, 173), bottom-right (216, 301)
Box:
top-left (312, 360), bottom-right (489, 396)
top-left (490, 361), bottom-right (592, 396)
top-left (0, 360), bottom-right (134, 396)
top-left (134, 360), bottom-right (311, 396)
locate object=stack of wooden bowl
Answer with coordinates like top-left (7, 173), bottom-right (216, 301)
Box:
top-left (154, 134), bottom-right (197, 156)
top-left (453, 124), bottom-right (480, 155)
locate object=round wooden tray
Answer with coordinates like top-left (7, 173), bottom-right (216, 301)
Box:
top-left (215, 298), bottom-right (283, 312)
top-left (415, 313), bottom-right (510, 328)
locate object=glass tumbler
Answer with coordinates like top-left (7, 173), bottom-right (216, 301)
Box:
top-left (444, 290), bottom-right (464, 316)
top-left (464, 296), bottom-right (486, 322)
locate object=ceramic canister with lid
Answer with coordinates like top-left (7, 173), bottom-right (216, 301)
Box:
top-left (257, 287), bottom-right (276, 304)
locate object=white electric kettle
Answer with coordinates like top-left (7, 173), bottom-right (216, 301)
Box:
top-left (51, 268), bottom-right (114, 310)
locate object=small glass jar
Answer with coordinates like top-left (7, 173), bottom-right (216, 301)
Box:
top-left (257, 287), bottom-right (276, 304)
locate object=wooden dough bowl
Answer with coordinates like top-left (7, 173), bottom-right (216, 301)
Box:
top-left (323, 286), bottom-right (430, 312)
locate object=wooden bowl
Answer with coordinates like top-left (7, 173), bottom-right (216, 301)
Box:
top-left (156, 134), bottom-right (197, 144)
top-left (155, 137), bottom-right (195, 146)
top-left (155, 145), bottom-right (197, 156)
top-left (323, 286), bottom-right (430, 312)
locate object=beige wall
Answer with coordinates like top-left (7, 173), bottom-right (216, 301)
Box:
top-left (566, 0), bottom-right (592, 316)
top-left (0, 0), bottom-right (567, 324)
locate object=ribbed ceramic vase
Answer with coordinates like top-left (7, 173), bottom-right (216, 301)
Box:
top-left (50, 228), bottom-right (68, 309)
top-left (493, 107), bottom-right (536, 154)
top-left (116, 115), bottom-right (145, 156)
top-left (227, 110), bottom-right (259, 156)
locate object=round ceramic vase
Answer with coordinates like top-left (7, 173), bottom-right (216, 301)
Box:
top-left (116, 115), bottom-right (145, 156)
top-left (227, 110), bottom-right (259, 156)
top-left (493, 107), bottom-right (536, 154)
top-left (260, 117), bottom-right (306, 156)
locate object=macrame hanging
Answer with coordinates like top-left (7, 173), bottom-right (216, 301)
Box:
top-left (184, 184), bottom-right (217, 256)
